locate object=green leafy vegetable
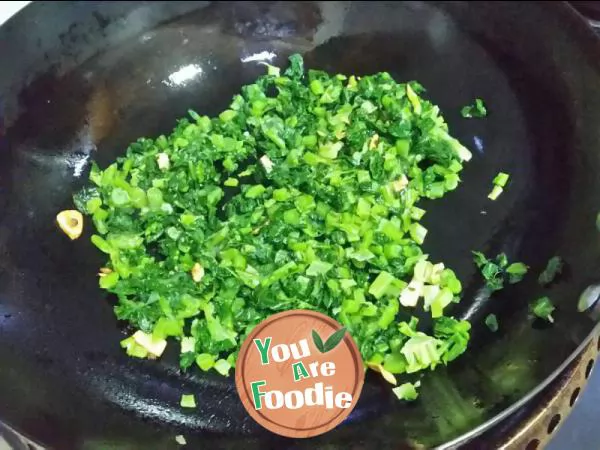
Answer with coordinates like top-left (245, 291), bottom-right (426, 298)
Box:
top-left (433, 317), bottom-right (471, 363)
top-left (488, 171), bottom-right (510, 200)
top-left (180, 394), bottom-right (196, 408)
top-left (485, 313), bottom-right (499, 332)
top-left (461, 98), bottom-right (487, 118)
top-left (401, 333), bottom-right (443, 373)
top-left (392, 381), bottom-right (421, 401)
top-left (538, 256), bottom-right (564, 286)
top-left (531, 296), bottom-right (555, 323)
top-left (493, 172), bottom-right (510, 188)
top-left (74, 54), bottom-right (473, 378)
top-left (488, 185), bottom-right (503, 201)
top-left (506, 262), bottom-right (528, 284)
top-left (472, 251), bottom-right (528, 291)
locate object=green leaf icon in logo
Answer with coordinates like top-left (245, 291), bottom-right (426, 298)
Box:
top-left (312, 329), bottom-right (325, 352)
top-left (312, 327), bottom-right (347, 353)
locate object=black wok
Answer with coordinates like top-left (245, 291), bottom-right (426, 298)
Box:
top-left (1, 1), bottom-right (599, 449)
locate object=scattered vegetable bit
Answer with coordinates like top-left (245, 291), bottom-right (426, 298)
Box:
top-left (132, 330), bottom-right (167, 358)
top-left (488, 171), bottom-right (510, 200)
top-left (506, 262), bottom-right (528, 284)
top-left (538, 256), bottom-right (564, 286)
top-left (214, 358), bottom-right (232, 376)
top-left (531, 296), bottom-right (555, 323)
top-left (56, 210), bottom-right (84, 240)
top-left (392, 381), bottom-right (421, 401)
top-left (156, 153), bottom-right (170, 171)
top-left (472, 251), bottom-right (528, 291)
top-left (461, 98), bottom-right (487, 118)
top-left (392, 174), bottom-right (408, 192)
top-left (120, 336), bottom-right (149, 359)
top-left (98, 267), bottom-right (112, 277)
top-left (180, 394), bottom-right (196, 408)
top-left (485, 313), bottom-right (499, 332)
top-left (367, 362), bottom-right (397, 385)
top-left (401, 333), bottom-right (443, 373)
top-left (259, 155), bottom-right (274, 173)
top-left (488, 185), bottom-right (503, 201)
top-left (433, 317), bottom-right (471, 363)
top-left (406, 84), bottom-right (422, 115)
top-left (74, 54), bottom-right (473, 380)
top-left (191, 263), bottom-right (205, 283)
top-left (493, 172), bottom-right (510, 188)
top-left (181, 336), bottom-right (196, 354)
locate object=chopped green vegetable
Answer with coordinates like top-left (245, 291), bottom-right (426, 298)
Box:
top-left (531, 296), bottom-right (555, 323)
top-left (488, 171), bottom-right (509, 200)
top-left (180, 394), bottom-right (196, 408)
top-left (488, 185), bottom-right (503, 201)
top-left (473, 251), bottom-right (528, 291)
top-left (401, 333), bottom-right (443, 373)
top-left (214, 359), bottom-right (232, 376)
top-left (493, 172), bottom-right (510, 188)
top-left (392, 381), bottom-right (421, 401)
top-left (506, 262), bottom-right (528, 284)
top-left (538, 256), bottom-right (564, 286)
top-left (74, 54), bottom-right (473, 378)
top-left (485, 313), bottom-right (499, 332)
top-left (433, 317), bottom-right (471, 363)
top-left (461, 98), bottom-right (487, 118)
top-left (368, 271), bottom-right (396, 300)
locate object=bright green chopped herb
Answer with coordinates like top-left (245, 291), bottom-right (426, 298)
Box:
top-left (433, 317), bottom-right (471, 363)
top-left (180, 394), bottom-right (196, 408)
top-left (506, 262), bottom-right (528, 284)
top-left (485, 313), bottom-right (499, 332)
top-left (196, 353), bottom-right (215, 371)
top-left (401, 333), bottom-right (443, 373)
top-left (538, 256), bottom-right (564, 286)
top-left (224, 177), bottom-right (239, 187)
top-left (473, 251), bottom-right (528, 291)
top-left (461, 98), bottom-right (487, 118)
top-left (493, 172), bottom-right (510, 188)
top-left (392, 381), bottom-right (421, 401)
top-left (488, 185), bottom-right (503, 201)
top-left (214, 358), bottom-right (232, 376)
top-left (531, 296), bottom-right (555, 323)
top-left (74, 54), bottom-right (473, 378)
top-left (488, 171), bottom-right (509, 200)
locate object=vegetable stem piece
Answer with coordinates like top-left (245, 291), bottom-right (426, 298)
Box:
top-left (461, 98), bottom-right (487, 118)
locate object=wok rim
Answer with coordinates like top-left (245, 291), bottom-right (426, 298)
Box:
top-left (437, 4), bottom-right (600, 446)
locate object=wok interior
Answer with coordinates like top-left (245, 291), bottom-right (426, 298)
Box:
top-left (0, 2), bottom-right (599, 449)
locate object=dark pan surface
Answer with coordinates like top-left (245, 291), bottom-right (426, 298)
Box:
top-left (1, 2), bottom-right (600, 449)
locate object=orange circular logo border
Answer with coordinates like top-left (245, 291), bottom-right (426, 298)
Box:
top-left (235, 310), bottom-right (365, 438)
